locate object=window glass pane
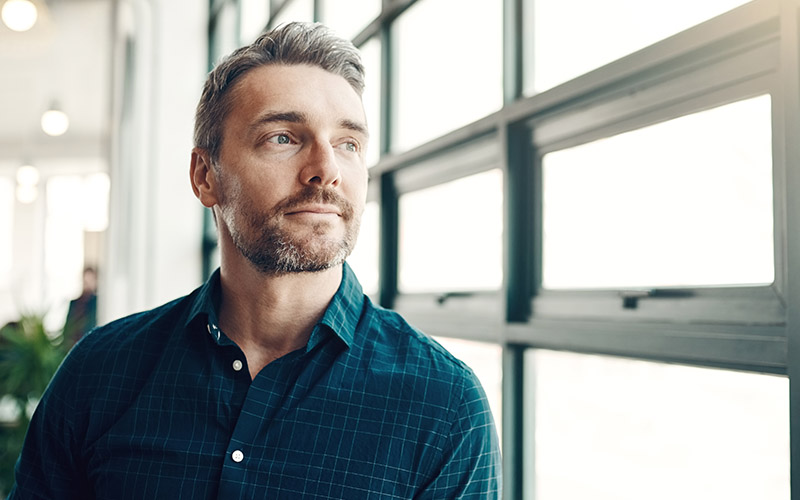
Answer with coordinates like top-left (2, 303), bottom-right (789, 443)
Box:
top-left (81, 173), bottom-right (110, 233)
top-left (434, 337), bottom-right (503, 442)
top-left (360, 37), bottom-right (381, 167)
top-left (270, 0), bottom-right (314, 27)
top-left (211, 2), bottom-right (239, 64)
top-left (45, 176), bottom-right (88, 331)
top-left (321, 0), bottom-right (380, 41)
top-left (240, 0), bottom-right (270, 43)
top-left (399, 169), bottom-right (503, 293)
top-left (526, 0), bottom-right (752, 93)
top-left (529, 349), bottom-right (789, 500)
top-left (42, 172), bottom-right (109, 332)
top-left (392, 0), bottom-right (503, 152)
top-left (347, 201), bottom-right (379, 296)
top-left (542, 95), bottom-right (773, 289)
top-left (210, 244), bottom-right (221, 275)
top-left (0, 174), bottom-right (14, 328)
top-left (0, 177), bottom-right (12, 285)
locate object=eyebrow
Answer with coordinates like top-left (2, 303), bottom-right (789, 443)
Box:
top-left (249, 111), bottom-right (369, 139)
top-left (339, 118), bottom-right (369, 139)
top-left (249, 111), bottom-right (306, 131)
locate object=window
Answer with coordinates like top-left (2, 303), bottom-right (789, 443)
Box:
top-left (528, 349), bottom-right (789, 500)
top-left (391, 0), bottom-right (502, 152)
top-left (360, 37), bottom-right (382, 167)
top-left (0, 177), bottom-right (12, 286)
top-left (206, 2), bottom-right (800, 496)
top-left (525, 0), bottom-right (753, 93)
top-left (240, 0), bottom-right (270, 43)
top-left (45, 176), bottom-right (88, 330)
top-left (347, 200), bottom-right (380, 296)
top-left (43, 172), bottom-right (110, 331)
top-left (211, 2), bottom-right (239, 64)
top-left (399, 168), bottom-right (503, 293)
top-left (270, 0), bottom-right (313, 27)
top-left (542, 95), bottom-right (774, 290)
top-left (320, 0), bottom-right (380, 40)
top-left (81, 173), bottom-right (111, 233)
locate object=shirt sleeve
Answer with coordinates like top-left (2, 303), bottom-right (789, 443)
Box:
top-left (8, 347), bottom-right (91, 500)
top-left (415, 370), bottom-right (503, 499)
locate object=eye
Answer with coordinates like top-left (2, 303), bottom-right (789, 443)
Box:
top-left (266, 133), bottom-right (293, 145)
top-left (338, 141), bottom-right (359, 153)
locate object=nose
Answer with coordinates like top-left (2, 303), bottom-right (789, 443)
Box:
top-left (301, 140), bottom-right (341, 187)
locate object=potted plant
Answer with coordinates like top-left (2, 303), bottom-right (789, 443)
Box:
top-left (0, 314), bottom-right (68, 496)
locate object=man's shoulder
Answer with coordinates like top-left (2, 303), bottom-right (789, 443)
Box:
top-left (351, 301), bottom-right (497, 459)
top-left (58, 291), bottom-right (198, 388)
top-left (357, 300), bottom-right (476, 387)
top-left (82, 294), bottom-right (190, 346)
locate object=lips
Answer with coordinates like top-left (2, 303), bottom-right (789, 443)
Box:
top-left (285, 204), bottom-right (342, 216)
top-left (273, 187), bottom-right (354, 221)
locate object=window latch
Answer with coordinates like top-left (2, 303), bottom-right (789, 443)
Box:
top-left (619, 289), bottom-right (694, 309)
top-left (436, 291), bottom-right (474, 305)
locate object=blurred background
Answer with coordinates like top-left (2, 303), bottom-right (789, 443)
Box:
top-left (1, 0), bottom-right (798, 498)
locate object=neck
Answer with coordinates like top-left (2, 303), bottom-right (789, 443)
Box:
top-left (217, 254), bottom-right (343, 378)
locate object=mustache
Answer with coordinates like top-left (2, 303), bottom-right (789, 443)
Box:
top-left (273, 187), bottom-right (355, 219)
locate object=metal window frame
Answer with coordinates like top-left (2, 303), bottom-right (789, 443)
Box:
top-left (204, 1), bottom-right (800, 498)
top-left (522, 2), bottom-right (785, 353)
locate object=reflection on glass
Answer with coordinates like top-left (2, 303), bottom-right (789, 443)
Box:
top-left (270, 0), bottom-right (314, 27)
top-left (360, 37), bottom-right (381, 167)
top-left (399, 169), bottom-right (503, 293)
top-left (529, 349), bottom-right (789, 500)
top-left (347, 201), bottom-right (379, 296)
top-left (434, 337), bottom-right (503, 442)
top-left (320, 0), bottom-right (380, 41)
top-left (392, 0), bottom-right (503, 152)
top-left (527, 0), bottom-right (752, 93)
top-left (240, 0), bottom-right (270, 43)
top-left (542, 95), bottom-right (773, 289)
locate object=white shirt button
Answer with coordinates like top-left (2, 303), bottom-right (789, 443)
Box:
top-left (232, 359), bottom-right (243, 372)
top-left (232, 450), bottom-right (244, 463)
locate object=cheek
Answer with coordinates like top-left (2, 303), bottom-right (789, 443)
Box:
top-left (217, 171), bottom-right (242, 206)
top-left (225, 168), bottom-right (288, 209)
top-left (344, 167), bottom-right (369, 199)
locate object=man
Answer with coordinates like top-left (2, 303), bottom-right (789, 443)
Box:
top-left (62, 267), bottom-right (98, 346)
top-left (9, 22), bottom-right (501, 499)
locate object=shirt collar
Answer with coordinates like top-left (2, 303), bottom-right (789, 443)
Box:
top-left (184, 264), bottom-right (363, 349)
top-left (314, 262), bottom-right (362, 348)
top-left (183, 268), bottom-right (225, 344)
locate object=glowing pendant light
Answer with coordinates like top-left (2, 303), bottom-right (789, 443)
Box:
top-left (1, 0), bottom-right (38, 32)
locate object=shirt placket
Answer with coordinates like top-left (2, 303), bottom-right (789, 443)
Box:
top-left (216, 349), bottom-right (303, 499)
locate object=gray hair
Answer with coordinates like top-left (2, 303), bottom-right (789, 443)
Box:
top-left (193, 22), bottom-right (366, 163)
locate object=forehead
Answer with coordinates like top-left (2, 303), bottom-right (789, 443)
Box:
top-left (226, 64), bottom-right (366, 127)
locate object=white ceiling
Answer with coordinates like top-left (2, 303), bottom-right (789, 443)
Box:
top-left (0, 0), bottom-right (112, 174)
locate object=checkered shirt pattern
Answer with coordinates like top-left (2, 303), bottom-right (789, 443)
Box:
top-left (9, 263), bottom-right (501, 499)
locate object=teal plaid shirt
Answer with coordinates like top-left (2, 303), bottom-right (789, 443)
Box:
top-left (10, 263), bottom-right (501, 499)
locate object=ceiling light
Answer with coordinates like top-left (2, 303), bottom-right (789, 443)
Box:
top-left (41, 105), bottom-right (69, 136)
top-left (1, 0), bottom-right (38, 32)
top-left (16, 164), bottom-right (40, 186)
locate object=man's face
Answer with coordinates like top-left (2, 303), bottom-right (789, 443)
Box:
top-left (213, 64), bottom-right (369, 274)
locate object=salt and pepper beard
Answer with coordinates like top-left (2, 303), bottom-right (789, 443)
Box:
top-left (220, 184), bottom-right (362, 275)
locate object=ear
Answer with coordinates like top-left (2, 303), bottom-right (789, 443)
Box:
top-left (190, 148), bottom-right (220, 208)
